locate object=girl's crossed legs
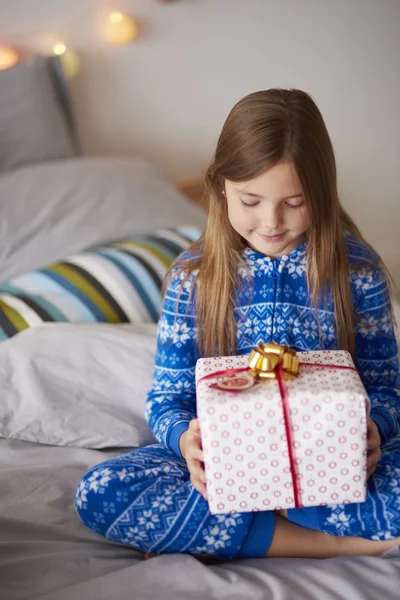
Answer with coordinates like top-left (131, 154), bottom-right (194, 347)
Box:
top-left (75, 443), bottom-right (400, 559)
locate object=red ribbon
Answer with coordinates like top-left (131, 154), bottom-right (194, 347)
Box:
top-left (276, 362), bottom-right (300, 506)
top-left (198, 360), bottom-right (356, 508)
top-left (197, 362), bottom-right (356, 389)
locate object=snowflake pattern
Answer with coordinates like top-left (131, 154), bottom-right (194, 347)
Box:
top-left (75, 235), bottom-right (400, 557)
top-left (88, 468), bottom-right (113, 493)
top-left (325, 505), bottom-right (352, 532)
top-left (171, 321), bottom-right (192, 346)
top-left (242, 315), bottom-right (262, 337)
top-left (75, 445), bottom-right (252, 558)
top-left (75, 467), bottom-right (114, 510)
top-left (158, 315), bottom-right (171, 343)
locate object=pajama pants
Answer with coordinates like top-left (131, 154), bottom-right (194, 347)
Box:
top-left (75, 434), bottom-right (400, 559)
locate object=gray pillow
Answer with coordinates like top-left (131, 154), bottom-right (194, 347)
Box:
top-left (0, 155), bottom-right (206, 282)
top-left (0, 55), bottom-right (77, 172)
top-left (0, 323), bottom-right (158, 448)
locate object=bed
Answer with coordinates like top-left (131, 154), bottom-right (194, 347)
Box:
top-left (1, 323), bottom-right (400, 600)
top-left (1, 55), bottom-right (399, 600)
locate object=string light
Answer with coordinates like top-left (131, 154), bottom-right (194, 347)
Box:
top-left (0, 44), bottom-right (20, 70)
top-left (53, 41), bottom-right (67, 56)
top-left (109, 11), bottom-right (124, 24)
top-left (1, 5), bottom-right (140, 76)
top-left (102, 12), bottom-right (138, 45)
top-left (48, 39), bottom-right (80, 79)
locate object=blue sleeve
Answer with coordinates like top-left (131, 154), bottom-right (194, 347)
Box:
top-left (145, 267), bottom-right (198, 457)
top-left (352, 265), bottom-right (400, 442)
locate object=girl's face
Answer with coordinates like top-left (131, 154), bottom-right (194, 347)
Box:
top-left (225, 161), bottom-right (310, 257)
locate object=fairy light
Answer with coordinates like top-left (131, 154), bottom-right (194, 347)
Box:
top-left (0, 45), bottom-right (20, 70)
top-left (102, 11), bottom-right (138, 45)
top-left (1, 6), bottom-right (140, 66)
top-left (109, 11), bottom-right (124, 24)
top-left (49, 40), bottom-right (80, 78)
top-left (53, 41), bottom-right (66, 55)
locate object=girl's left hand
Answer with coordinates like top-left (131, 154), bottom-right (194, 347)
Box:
top-left (366, 417), bottom-right (382, 479)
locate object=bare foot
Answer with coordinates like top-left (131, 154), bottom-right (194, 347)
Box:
top-left (275, 511), bottom-right (400, 556)
top-left (381, 537), bottom-right (400, 554)
top-left (335, 535), bottom-right (400, 558)
top-left (267, 514), bottom-right (400, 559)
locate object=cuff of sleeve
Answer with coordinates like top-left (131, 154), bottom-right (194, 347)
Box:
top-left (167, 421), bottom-right (190, 458)
top-left (237, 511), bottom-right (276, 558)
top-left (370, 411), bottom-right (394, 443)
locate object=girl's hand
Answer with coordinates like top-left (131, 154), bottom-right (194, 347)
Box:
top-left (179, 418), bottom-right (208, 500)
top-left (367, 417), bottom-right (382, 479)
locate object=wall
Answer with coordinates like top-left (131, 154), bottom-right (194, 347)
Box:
top-left (0, 0), bottom-right (399, 283)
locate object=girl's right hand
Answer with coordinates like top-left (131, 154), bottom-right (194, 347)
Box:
top-left (179, 418), bottom-right (208, 500)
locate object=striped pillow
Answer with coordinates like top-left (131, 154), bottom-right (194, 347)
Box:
top-left (0, 226), bottom-right (201, 342)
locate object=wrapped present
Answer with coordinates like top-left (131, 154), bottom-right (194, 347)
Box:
top-left (196, 343), bottom-right (369, 515)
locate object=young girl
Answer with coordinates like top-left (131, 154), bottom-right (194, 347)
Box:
top-left (75, 89), bottom-right (400, 559)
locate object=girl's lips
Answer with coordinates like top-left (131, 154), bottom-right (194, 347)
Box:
top-left (257, 232), bottom-right (286, 242)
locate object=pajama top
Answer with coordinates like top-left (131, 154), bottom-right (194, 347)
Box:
top-left (146, 235), bottom-right (400, 454)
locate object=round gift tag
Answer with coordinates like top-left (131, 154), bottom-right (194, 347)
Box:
top-left (216, 372), bottom-right (255, 390)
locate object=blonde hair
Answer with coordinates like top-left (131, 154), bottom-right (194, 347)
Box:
top-left (167, 89), bottom-right (392, 357)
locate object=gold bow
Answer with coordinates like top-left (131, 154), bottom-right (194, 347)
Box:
top-left (248, 342), bottom-right (300, 381)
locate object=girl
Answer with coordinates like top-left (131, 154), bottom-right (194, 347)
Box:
top-left (75, 89), bottom-right (400, 559)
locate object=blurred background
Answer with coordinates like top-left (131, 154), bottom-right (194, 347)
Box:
top-left (0, 0), bottom-right (399, 286)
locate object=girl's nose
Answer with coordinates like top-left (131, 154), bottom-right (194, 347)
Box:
top-left (262, 204), bottom-right (281, 230)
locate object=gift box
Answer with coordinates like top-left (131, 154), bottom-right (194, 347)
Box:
top-left (196, 345), bottom-right (369, 515)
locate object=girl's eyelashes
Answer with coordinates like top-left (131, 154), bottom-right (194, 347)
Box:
top-left (240, 199), bottom-right (305, 209)
top-left (286, 202), bottom-right (305, 210)
top-left (240, 199), bottom-right (259, 208)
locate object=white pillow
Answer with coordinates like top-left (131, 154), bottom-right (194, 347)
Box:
top-left (0, 323), bottom-right (158, 448)
top-left (0, 155), bottom-right (205, 282)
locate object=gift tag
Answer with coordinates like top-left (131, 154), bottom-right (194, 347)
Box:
top-left (216, 372), bottom-right (255, 390)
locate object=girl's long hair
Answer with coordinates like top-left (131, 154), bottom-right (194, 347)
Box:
top-left (167, 89), bottom-right (392, 357)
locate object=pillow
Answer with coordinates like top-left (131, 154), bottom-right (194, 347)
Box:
top-left (0, 55), bottom-right (77, 173)
top-left (0, 225), bottom-right (200, 341)
top-left (0, 156), bottom-right (206, 282)
top-left (0, 322), bottom-right (158, 448)
top-left (46, 55), bottom-right (79, 144)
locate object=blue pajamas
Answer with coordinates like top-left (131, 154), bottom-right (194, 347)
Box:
top-left (74, 435), bottom-right (400, 558)
top-left (74, 444), bottom-right (274, 558)
top-left (75, 235), bottom-right (400, 556)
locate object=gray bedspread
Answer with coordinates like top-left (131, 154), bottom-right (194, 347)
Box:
top-left (1, 438), bottom-right (399, 600)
